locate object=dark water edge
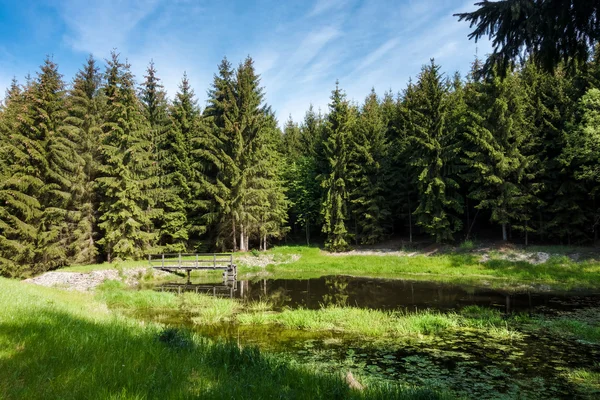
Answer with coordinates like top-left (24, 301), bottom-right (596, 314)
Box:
top-left (156, 275), bottom-right (600, 314)
top-left (146, 275), bottom-right (600, 399)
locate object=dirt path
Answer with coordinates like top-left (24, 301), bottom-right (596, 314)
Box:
top-left (24, 267), bottom-right (169, 292)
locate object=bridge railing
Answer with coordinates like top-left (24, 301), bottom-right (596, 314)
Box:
top-left (148, 253), bottom-right (234, 269)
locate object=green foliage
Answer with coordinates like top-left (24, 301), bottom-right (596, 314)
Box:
top-left (463, 67), bottom-right (537, 241)
top-left (408, 60), bottom-right (463, 243)
top-left (96, 52), bottom-right (156, 261)
top-left (140, 61), bottom-right (188, 253)
top-left (456, 0), bottom-right (600, 75)
top-left (321, 83), bottom-right (354, 251)
top-left (348, 89), bottom-right (391, 244)
top-left (198, 57), bottom-right (289, 252)
top-left (65, 56), bottom-right (103, 265)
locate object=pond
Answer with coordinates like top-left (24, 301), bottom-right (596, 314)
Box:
top-left (156, 275), bottom-right (600, 314)
top-left (150, 275), bottom-right (600, 398)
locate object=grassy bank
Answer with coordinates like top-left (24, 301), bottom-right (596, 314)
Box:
top-left (59, 244), bottom-right (600, 289)
top-left (0, 278), bottom-right (450, 399)
top-left (97, 282), bottom-right (600, 345)
top-left (256, 246), bottom-right (600, 289)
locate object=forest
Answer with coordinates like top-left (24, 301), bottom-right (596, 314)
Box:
top-left (1, 47), bottom-right (600, 277)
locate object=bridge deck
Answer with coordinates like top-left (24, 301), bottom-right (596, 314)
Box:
top-left (148, 253), bottom-right (237, 280)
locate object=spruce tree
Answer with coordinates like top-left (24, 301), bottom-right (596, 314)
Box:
top-left (140, 61), bottom-right (188, 253)
top-left (321, 82), bottom-right (353, 251)
top-left (409, 60), bottom-right (463, 243)
top-left (462, 68), bottom-right (536, 241)
top-left (198, 57), bottom-right (287, 251)
top-left (520, 62), bottom-right (585, 244)
top-left (0, 78), bottom-right (42, 276)
top-left (64, 56), bottom-right (103, 264)
top-left (96, 52), bottom-right (156, 261)
top-left (282, 116), bottom-right (302, 159)
top-left (562, 88), bottom-right (600, 242)
top-left (171, 73), bottom-right (203, 246)
top-left (348, 89), bottom-right (390, 244)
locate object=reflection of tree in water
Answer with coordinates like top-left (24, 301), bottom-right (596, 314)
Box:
top-left (322, 276), bottom-right (350, 307)
top-left (265, 287), bottom-right (292, 308)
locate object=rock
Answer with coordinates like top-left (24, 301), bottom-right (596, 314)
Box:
top-left (24, 267), bottom-right (169, 292)
top-left (345, 371), bottom-right (364, 391)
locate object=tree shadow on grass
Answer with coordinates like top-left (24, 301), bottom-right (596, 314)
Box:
top-left (0, 308), bottom-right (449, 400)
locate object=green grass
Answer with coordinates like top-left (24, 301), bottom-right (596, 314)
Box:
top-left (0, 277), bottom-right (453, 399)
top-left (252, 246), bottom-right (600, 289)
top-left (563, 367), bottom-right (600, 397)
top-left (95, 283), bottom-right (522, 342)
top-left (56, 244), bottom-right (600, 289)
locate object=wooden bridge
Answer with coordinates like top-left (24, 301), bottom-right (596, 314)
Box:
top-left (148, 253), bottom-right (237, 282)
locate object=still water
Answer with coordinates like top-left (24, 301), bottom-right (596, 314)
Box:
top-left (156, 275), bottom-right (600, 314)
top-left (151, 276), bottom-right (600, 398)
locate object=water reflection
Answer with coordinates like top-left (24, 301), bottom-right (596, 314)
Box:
top-left (155, 275), bottom-right (600, 314)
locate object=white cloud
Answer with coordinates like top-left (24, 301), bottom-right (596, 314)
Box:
top-left (308, 0), bottom-right (349, 18)
top-left (354, 38), bottom-right (399, 73)
top-left (58, 0), bottom-right (163, 57)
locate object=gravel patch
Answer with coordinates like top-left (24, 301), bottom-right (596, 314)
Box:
top-left (237, 254), bottom-right (300, 268)
top-left (326, 249), bottom-right (418, 257)
top-left (24, 267), bottom-right (170, 292)
top-left (479, 251), bottom-right (550, 265)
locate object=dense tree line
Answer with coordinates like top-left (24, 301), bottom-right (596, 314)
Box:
top-left (1, 48), bottom-right (600, 276)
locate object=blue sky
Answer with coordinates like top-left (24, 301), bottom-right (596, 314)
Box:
top-left (0, 0), bottom-right (491, 123)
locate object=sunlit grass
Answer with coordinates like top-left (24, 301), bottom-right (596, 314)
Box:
top-left (51, 244), bottom-right (600, 290)
top-left (0, 278), bottom-right (452, 399)
top-left (256, 246), bottom-right (600, 289)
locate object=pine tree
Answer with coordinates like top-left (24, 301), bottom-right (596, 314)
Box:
top-left (321, 82), bottom-right (353, 251)
top-left (409, 60), bottom-right (463, 243)
top-left (140, 61), bottom-right (188, 253)
top-left (348, 89), bottom-right (390, 244)
top-left (520, 62), bottom-right (585, 244)
top-left (462, 67), bottom-right (536, 241)
top-left (0, 78), bottom-right (42, 276)
top-left (562, 88), bottom-right (600, 242)
top-left (198, 57), bottom-right (287, 251)
top-left (96, 52), bottom-right (156, 261)
top-left (0, 59), bottom-right (78, 274)
top-left (169, 73), bottom-right (204, 247)
top-left (282, 116), bottom-right (302, 159)
top-left (391, 83), bottom-right (419, 242)
top-left (64, 56), bottom-right (103, 264)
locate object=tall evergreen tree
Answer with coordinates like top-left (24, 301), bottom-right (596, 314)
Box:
top-left (140, 61), bottom-right (188, 253)
top-left (463, 68), bottom-right (536, 241)
top-left (408, 60), bottom-right (463, 243)
top-left (171, 73), bottom-right (203, 245)
top-left (321, 82), bottom-right (354, 251)
top-left (96, 52), bottom-right (156, 261)
top-left (64, 56), bottom-right (103, 264)
top-left (348, 89), bottom-right (390, 244)
top-left (562, 87), bottom-right (600, 242)
top-left (0, 59), bottom-right (77, 274)
top-left (0, 78), bottom-right (41, 276)
top-left (199, 57), bottom-right (287, 251)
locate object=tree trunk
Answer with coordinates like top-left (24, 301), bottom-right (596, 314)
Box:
top-left (466, 197), bottom-right (470, 238)
top-left (525, 220), bottom-right (528, 246)
top-left (502, 223), bottom-right (508, 241)
top-left (305, 221), bottom-right (310, 245)
top-left (239, 224), bottom-right (245, 252)
top-left (232, 220), bottom-right (237, 252)
top-left (408, 194), bottom-right (413, 243)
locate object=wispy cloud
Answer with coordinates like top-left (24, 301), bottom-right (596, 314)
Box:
top-left (0, 0), bottom-right (492, 124)
top-left (308, 0), bottom-right (349, 18)
top-left (58, 0), bottom-right (163, 57)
